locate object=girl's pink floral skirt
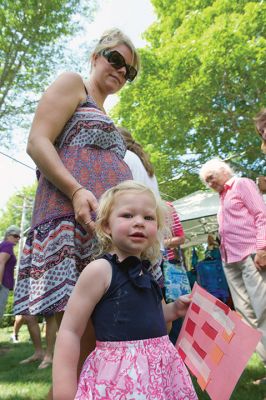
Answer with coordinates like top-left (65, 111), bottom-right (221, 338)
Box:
top-left (75, 335), bottom-right (197, 400)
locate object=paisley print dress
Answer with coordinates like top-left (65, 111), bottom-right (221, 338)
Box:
top-left (14, 96), bottom-right (132, 315)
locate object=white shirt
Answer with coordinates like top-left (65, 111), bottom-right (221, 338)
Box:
top-left (124, 150), bottom-right (160, 197)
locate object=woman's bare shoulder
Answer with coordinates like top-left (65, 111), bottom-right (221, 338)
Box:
top-left (46, 72), bottom-right (85, 99)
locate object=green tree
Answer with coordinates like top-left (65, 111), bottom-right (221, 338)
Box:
top-left (0, 183), bottom-right (37, 240)
top-left (0, 0), bottom-right (96, 145)
top-left (0, 184), bottom-right (37, 328)
top-left (113, 0), bottom-right (266, 200)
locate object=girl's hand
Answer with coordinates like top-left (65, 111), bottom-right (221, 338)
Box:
top-left (174, 294), bottom-right (192, 318)
top-left (72, 188), bottom-right (98, 232)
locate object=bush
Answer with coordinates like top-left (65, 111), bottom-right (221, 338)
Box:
top-left (0, 291), bottom-right (15, 328)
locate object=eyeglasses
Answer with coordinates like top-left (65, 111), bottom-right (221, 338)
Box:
top-left (101, 50), bottom-right (137, 82)
top-left (12, 234), bottom-right (20, 239)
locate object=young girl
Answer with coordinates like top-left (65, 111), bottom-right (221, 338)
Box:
top-left (53, 181), bottom-right (197, 400)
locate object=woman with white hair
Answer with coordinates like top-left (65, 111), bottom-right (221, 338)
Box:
top-left (199, 158), bottom-right (266, 367)
top-left (199, 158), bottom-right (234, 192)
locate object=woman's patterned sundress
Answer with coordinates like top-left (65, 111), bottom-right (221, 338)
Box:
top-left (13, 95), bottom-right (132, 315)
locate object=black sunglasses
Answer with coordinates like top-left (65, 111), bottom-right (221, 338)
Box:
top-left (101, 50), bottom-right (137, 82)
top-left (12, 234), bottom-right (20, 239)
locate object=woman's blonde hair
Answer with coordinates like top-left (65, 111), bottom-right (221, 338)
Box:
top-left (95, 180), bottom-right (168, 263)
top-left (254, 108), bottom-right (266, 154)
top-left (117, 127), bottom-right (154, 177)
top-left (91, 28), bottom-right (140, 72)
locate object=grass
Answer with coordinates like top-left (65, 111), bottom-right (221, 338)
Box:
top-left (192, 355), bottom-right (266, 400)
top-left (0, 324), bottom-right (266, 399)
top-left (0, 324), bottom-right (51, 400)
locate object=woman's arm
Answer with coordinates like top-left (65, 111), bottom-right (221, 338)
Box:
top-left (238, 178), bottom-right (266, 269)
top-left (53, 258), bottom-right (112, 400)
top-left (164, 235), bottom-right (185, 249)
top-left (162, 294), bottom-right (191, 323)
top-left (164, 204), bottom-right (185, 248)
top-left (27, 72), bottom-right (98, 230)
top-left (0, 252), bottom-right (10, 285)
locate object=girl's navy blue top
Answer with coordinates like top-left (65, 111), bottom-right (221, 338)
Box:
top-left (92, 253), bottom-right (167, 341)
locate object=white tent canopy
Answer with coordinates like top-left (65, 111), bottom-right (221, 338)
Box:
top-left (173, 189), bottom-right (266, 248)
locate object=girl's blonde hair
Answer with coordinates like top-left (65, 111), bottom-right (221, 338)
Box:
top-left (117, 127), bottom-right (154, 177)
top-left (95, 180), bottom-right (168, 263)
top-left (91, 28), bottom-right (140, 72)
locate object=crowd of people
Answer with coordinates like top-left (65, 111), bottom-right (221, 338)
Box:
top-left (1, 26), bottom-right (266, 399)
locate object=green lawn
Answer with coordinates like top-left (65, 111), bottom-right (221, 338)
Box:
top-left (0, 324), bottom-right (265, 399)
top-left (0, 324), bottom-right (51, 400)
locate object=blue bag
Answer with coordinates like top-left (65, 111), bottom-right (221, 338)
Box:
top-left (196, 258), bottom-right (229, 303)
top-left (162, 259), bottom-right (191, 303)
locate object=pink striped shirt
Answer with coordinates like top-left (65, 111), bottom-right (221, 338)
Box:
top-left (218, 176), bottom-right (266, 263)
top-left (164, 202), bottom-right (184, 261)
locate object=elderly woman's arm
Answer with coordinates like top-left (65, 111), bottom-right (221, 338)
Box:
top-left (0, 252), bottom-right (10, 285)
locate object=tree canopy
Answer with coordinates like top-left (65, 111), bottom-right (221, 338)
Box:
top-left (113, 0), bottom-right (266, 200)
top-left (0, 0), bottom-right (96, 145)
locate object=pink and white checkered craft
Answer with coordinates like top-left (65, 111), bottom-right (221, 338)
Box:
top-left (176, 283), bottom-right (262, 400)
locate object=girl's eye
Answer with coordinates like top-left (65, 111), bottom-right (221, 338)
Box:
top-left (121, 213), bottom-right (133, 218)
top-left (145, 216), bottom-right (155, 221)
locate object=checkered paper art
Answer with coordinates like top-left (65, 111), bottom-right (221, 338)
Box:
top-left (176, 283), bottom-right (262, 400)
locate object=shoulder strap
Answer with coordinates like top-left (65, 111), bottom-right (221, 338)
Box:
top-left (84, 84), bottom-right (88, 95)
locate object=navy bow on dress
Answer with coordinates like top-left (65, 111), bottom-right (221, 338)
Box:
top-left (106, 254), bottom-right (163, 302)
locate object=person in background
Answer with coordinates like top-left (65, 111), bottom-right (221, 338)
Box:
top-left (162, 202), bottom-right (191, 345)
top-left (117, 126), bottom-right (160, 197)
top-left (199, 158), bottom-right (266, 366)
top-left (0, 226), bottom-right (20, 321)
top-left (14, 28), bottom-right (139, 398)
top-left (10, 314), bottom-right (24, 343)
top-left (18, 314), bottom-right (57, 369)
top-left (254, 109), bottom-right (266, 384)
top-left (10, 313), bottom-right (57, 369)
top-left (254, 109), bottom-right (266, 194)
top-left (53, 181), bottom-right (197, 400)
top-left (254, 108), bottom-right (266, 154)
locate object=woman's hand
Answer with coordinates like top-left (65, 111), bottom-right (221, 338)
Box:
top-left (254, 250), bottom-right (266, 271)
top-left (72, 188), bottom-right (98, 232)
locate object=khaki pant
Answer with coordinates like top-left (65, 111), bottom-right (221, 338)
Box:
top-left (223, 255), bottom-right (266, 364)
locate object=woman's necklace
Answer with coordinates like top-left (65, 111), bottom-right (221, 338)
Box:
top-left (84, 81), bottom-right (106, 114)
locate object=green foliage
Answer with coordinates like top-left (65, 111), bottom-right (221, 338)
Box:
top-left (0, 183), bottom-right (37, 240)
top-left (112, 0), bottom-right (266, 200)
top-left (0, 0), bottom-right (97, 145)
top-left (0, 292), bottom-right (14, 328)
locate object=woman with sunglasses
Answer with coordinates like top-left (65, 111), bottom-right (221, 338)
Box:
top-left (0, 226), bottom-right (20, 321)
top-left (13, 28), bottom-right (140, 398)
